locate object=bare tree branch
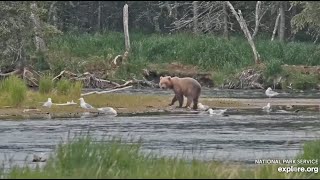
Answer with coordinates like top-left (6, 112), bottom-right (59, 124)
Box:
top-left (271, 13), bottom-right (281, 41)
top-left (226, 1), bottom-right (260, 64)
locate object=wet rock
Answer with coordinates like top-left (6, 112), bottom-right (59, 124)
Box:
top-left (32, 153), bottom-right (47, 162)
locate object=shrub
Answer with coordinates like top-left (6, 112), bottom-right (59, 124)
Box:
top-left (39, 75), bottom-right (54, 94)
top-left (56, 78), bottom-right (72, 95)
top-left (0, 76), bottom-right (27, 107)
top-left (264, 59), bottom-right (283, 78)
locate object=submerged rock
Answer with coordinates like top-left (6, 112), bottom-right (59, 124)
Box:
top-left (32, 153), bottom-right (47, 162)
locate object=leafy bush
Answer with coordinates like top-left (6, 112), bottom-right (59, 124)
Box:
top-left (0, 76), bottom-right (27, 107)
top-left (39, 75), bottom-right (54, 94)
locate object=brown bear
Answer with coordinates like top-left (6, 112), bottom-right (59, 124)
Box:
top-left (159, 76), bottom-right (201, 110)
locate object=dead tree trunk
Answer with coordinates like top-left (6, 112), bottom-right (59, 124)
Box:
top-left (30, 1), bottom-right (47, 52)
top-left (226, 1), bottom-right (260, 64)
top-left (252, 1), bottom-right (262, 40)
top-left (97, 1), bottom-right (101, 32)
top-left (223, 1), bottom-right (229, 40)
top-left (173, 1), bottom-right (178, 20)
top-left (165, 1), bottom-right (172, 17)
top-left (153, 16), bottom-right (161, 32)
top-left (123, 4), bottom-right (130, 51)
top-left (17, 36), bottom-right (26, 72)
top-left (279, 2), bottom-right (285, 42)
top-left (271, 12), bottom-right (280, 41)
top-left (192, 1), bottom-right (199, 34)
top-left (47, 1), bottom-right (58, 27)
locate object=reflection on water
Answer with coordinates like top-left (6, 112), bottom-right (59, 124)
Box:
top-left (0, 111), bottom-right (319, 169)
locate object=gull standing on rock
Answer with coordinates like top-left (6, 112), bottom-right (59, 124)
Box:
top-left (43, 98), bottom-right (53, 108)
top-left (79, 98), bottom-right (95, 109)
top-left (265, 87), bottom-right (279, 98)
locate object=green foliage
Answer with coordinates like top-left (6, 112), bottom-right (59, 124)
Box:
top-left (264, 59), bottom-right (283, 78)
top-left (0, 76), bottom-right (27, 107)
top-left (47, 32), bottom-right (320, 79)
top-left (69, 81), bottom-right (83, 99)
top-left (297, 140), bottom-right (320, 162)
top-left (56, 78), bottom-right (72, 95)
top-left (290, 73), bottom-right (318, 90)
top-left (55, 79), bottom-right (83, 98)
top-left (291, 1), bottom-right (320, 40)
top-left (39, 75), bottom-right (54, 94)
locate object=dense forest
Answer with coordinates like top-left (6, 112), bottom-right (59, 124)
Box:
top-left (1, 1), bottom-right (320, 89)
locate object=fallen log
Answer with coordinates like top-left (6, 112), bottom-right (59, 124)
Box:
top-left (52, 70), bottom-right (78, 81)
top-left (0, 69), bottom-right (21, 77)
top-left (81, 85), bottom-right (133, 96)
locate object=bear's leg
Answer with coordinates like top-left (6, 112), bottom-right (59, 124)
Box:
top-left (176, 94), bottom-right (184, 108)
top-left (184, 96), bottom-right (193, 109)
top-left (192, 97), bottom-right (199, 110)
top-left (169, 95), bottom-right (177, 106)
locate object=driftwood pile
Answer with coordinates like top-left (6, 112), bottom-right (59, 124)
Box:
top-left (224, 68), bottom-right (264, 89)
top-left (0, 51), bottom-right (157, 90)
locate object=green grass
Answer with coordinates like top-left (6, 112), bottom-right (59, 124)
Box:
top-left (2, 136), bottom-right (319, 179)
top-left (55, 78), bottom-right (83, 99)
top-left (39, 75), bottom-right (54, 94)
top-left (0, 76), bottom-right (27, 107)
top-left (56, 78), bottom-right (72, 95)
top-left (46, 32), bottom-right (320, 78)
top-left (290, 73), bottom-right (319, 90)
top-left (43, 32), bottom-right (320, 90)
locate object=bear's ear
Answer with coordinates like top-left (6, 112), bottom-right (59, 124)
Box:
top-left (168, 76), bottom-right (171, 80)
top-left (160, 76), bottom-right (163, 79)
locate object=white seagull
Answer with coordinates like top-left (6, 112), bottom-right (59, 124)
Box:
top-left (43, 98), bottom-right (53, 108)
top-left (97, 107), bottom-right (117, 115)
top-left (262, 103), bottom-right (271, 112)
top-left (265, 87), bottom-right (279, 98)
top-left (207, 108), bottom-right (227, 116)
top-left (79, 98), bottom-right (95, 109)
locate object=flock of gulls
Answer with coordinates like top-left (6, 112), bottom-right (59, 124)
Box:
top-left (42, 97), bottom-right (117, 115)
top-left (198, 86), bottom-right (281, 116)
top-left (41, 87), bottom-right (280, 117)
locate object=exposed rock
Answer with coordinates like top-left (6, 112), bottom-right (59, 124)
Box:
top-left (32, 153), bottom-right (47, 162)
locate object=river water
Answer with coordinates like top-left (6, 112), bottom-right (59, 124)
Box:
top-left (0, 89), bottom-right (319, 169)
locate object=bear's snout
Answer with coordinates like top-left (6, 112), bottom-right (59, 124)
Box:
top-left (159, 84), bottom-right (167, 89)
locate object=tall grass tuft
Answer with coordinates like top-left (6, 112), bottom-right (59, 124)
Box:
top-left (56, 78), bottom-right (72, 95)
top-left (39, 75), bottom-right (54, 94)
top-left (290, 73), bottom-right (318, 90)
top-left (69, 81), bottom-right (83, 99)
top-left (0, 76), bottom-right (27, 107)
top-left (264, 59), bottom-right (283, 78)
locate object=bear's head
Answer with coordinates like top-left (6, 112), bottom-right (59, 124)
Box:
top-left (159, 76), bottom-right (173, 89)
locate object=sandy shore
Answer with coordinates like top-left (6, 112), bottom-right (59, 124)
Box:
top-left (0, 94), bottom-right (318, 120)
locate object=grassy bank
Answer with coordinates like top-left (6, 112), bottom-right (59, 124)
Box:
top-left (3, 136), bottom-right (319, 179)
top-left (34, 31), bottom-right (320, 90)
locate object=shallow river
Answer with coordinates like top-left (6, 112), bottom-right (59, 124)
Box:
top-left (0, 89), bottom-right (319, 169)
